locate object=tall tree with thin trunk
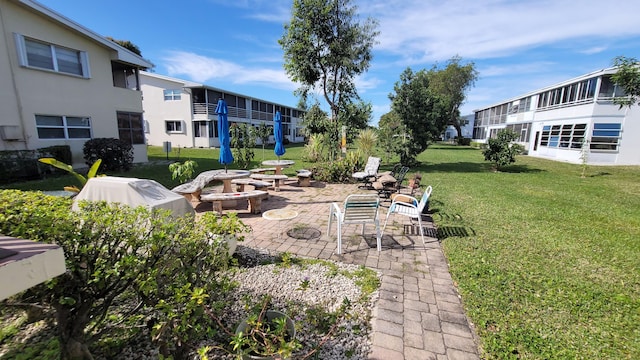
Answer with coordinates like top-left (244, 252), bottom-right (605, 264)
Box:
top-left (427, 56), bottom-right (478, 139)
top-left (279, 0), bottom-right (378, 158)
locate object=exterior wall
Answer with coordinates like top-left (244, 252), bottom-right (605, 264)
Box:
top-left (141, 76), bottom-right (198, 149)
top-left (473, 69), bottom-right (640, 165)
top-left (0, 0), bottom-right (149, 167)
top-left (140, 72), bottom-right (305, 149)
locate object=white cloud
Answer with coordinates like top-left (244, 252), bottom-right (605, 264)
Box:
top-left (162, 51), bottom-right (296, 90)
top-left (363, 0), bottom-right (640, 63)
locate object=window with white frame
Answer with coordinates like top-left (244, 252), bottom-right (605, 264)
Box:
top-left (590, 123), bottom-right (621, 151)
top-left (163, 89), bottom-right (182, 100)
top-left (165, 121), bottom-right (183, 133)
top-left (14, 34), bottom-right (90, 77)
top-left (35, 115), bottom-right (91, 139)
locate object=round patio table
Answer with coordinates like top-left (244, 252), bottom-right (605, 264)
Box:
top-left (261, 160), bottom-right (295, 175)
top-left (198, 169), bottom-right (250, 207)
top-left (262, 209), bottom-right (298, 240)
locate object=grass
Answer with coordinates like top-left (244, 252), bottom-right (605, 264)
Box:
top-left (419, 144), bottom-right (640, 359)
top-left (2, 143), bottom-right (639, 358)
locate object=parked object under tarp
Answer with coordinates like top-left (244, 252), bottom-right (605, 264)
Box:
top-left (73, 176), bottom-right (195, 217)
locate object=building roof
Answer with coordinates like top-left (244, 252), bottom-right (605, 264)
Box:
top-left (12, 0), bottom-right (153, 69)
top-left (473, 66), bottom-right (619, 112)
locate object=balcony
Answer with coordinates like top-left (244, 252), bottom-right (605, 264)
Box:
top-left (192, 103), bottom-right (249, 120)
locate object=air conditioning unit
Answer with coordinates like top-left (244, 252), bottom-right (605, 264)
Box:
top-left (0, 126), bottom-right (24, 141)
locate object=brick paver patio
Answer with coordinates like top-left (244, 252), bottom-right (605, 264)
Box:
top-left (196, 179), bottom-right (481, 360)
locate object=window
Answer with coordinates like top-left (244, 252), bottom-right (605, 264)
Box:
top-left (163, 89), bottom-right (182, 100)
top-left (539, 123), bottom-right (587, 149)
top-left (35, 115), bottom-right (91, 139)
top-left (117, 112), bottom-right (145, 145)
top-left (194, 121), bottom-right (208, 137)
top-left (15, 34), bottom-right (89, 77)
top-left (165, 121), bottom-right (183, 133)
top-left (598, 75), bottom-right (627, 99)
top-left (590, 123), bottom-right (621, 151)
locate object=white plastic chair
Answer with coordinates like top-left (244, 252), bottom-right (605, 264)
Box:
top-left (382, 185), bottom-right (433, 246)
top-left (328, 194), bottom-right (381, 254)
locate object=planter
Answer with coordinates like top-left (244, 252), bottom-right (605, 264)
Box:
top-left (235, 310), bottom-right (296, 360)
top-left (207, 234), bottom-right (237, 256)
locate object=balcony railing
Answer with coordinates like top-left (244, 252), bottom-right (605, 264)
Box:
top-left (192, 103), bottom-right (248, 118)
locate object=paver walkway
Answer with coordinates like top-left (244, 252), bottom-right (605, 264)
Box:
top-left (195, 180), bottom-right (481, 360)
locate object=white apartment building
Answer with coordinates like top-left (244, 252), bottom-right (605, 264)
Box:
top-left (0, 0), bottom-right (153, 167)
top-left (140, 72), bottom-right (305, 149)
top-left (472, 67), bottom-right (640, 165)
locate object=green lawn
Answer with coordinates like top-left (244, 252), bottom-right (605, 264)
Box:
top-left (420, 145), bottom-right (640, 359)
top-left (3, 143), bottom-right (639, 358)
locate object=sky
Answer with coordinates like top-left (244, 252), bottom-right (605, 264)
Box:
top-left (37, 0), bottom-right (640, 126)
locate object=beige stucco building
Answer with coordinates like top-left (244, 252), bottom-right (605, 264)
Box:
top-left (0, 0), bottom-right (153, 167)
top-left (140, 71), bottom-right (306, 150)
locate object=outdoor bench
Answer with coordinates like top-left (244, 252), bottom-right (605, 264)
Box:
top-left (200, 190), bottom-right (268, 214)
top-left (249, 167), bottom-right (276, 174)
top-left (249, 174), bottom-right (289, 191)
top-left (296, 169), bottom-right (312, 187)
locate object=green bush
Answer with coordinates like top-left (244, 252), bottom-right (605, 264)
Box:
top-left (83, 138), bottom-right (133, 172)
top-left (311, 152), bottom-right (363, 183)
top-left (482, 129), bottom-right (525, 171)
top-left (0, 190), bottom-right (239, 360)
top-left (456, 137), bottom-right (471, 146)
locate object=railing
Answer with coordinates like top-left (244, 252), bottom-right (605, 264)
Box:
top-left (193, 103), bottom-right (248, 119)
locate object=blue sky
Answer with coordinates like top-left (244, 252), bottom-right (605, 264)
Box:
top-left (38, 0), bottom-right (640, 125)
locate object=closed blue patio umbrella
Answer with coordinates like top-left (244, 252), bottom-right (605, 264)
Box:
top-left (216, 99), bottom-right (233, 172)
top-left (273, 111), bottom-right (285, 160)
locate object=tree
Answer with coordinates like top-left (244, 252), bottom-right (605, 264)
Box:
top-left (106, 36), bottom-right (142, 56)
top-left (427, 56), bottom-right (478, 139)
top-left (378, 111), bottom-right (404, 164)
top-left (482, 129), bottom-right (524, 171)
top-left (280, 0), bottom-right (379, 159)
top-left (389, 68), bottom-right (448, 165)
top-left (255, 122), bottom-right (272, 161)
top-left (340, 99), bottom-right (373, 142)
top-left (230, 123), bottom-right (256, 169)
top-left (611, 56), bottom-right (640, 108)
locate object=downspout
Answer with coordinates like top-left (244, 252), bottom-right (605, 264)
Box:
top-left (0, 5), bottom-right (28, 148)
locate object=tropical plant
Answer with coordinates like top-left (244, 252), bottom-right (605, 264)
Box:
top-left (354, 128), bottom-right (378, 160)
top-left (37, 158), bottom-right (102, 193)
top-left (482, 129), bottom-right (524, 171)
top-left (230, 123), bottom-right (256, 169)
top-left (169, 160), bottom-right (198, 183)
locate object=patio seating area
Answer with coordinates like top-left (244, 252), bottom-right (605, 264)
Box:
top-left (194, 179), bottom-right (480, 359)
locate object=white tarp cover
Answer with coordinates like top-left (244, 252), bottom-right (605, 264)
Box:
top-left (73, 177), bottom-right (195, 217)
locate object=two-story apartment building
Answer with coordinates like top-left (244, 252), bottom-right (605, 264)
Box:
top-left (140, 71), bottom-right (305, 149)
top-left (472, 67), bottom-right (640, 165)
top-left (0, 0), bottom-right (153, 167)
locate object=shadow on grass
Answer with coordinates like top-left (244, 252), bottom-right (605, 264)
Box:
top-left (426, 162), bottom-right (491, 173)
top-left (498, 164), bottom-right (546, 173)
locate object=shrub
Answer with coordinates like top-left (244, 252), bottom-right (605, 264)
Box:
top-left (482, 129), bottom-right (525, 171)
top-left (311, 152), bottom-right (363, 183)
top-left (83, 138), bottom-right (133, 171)
top-left (0, 190), bottom-right (239, 360)
top-left (456, 137), bottom-right (471, 146)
